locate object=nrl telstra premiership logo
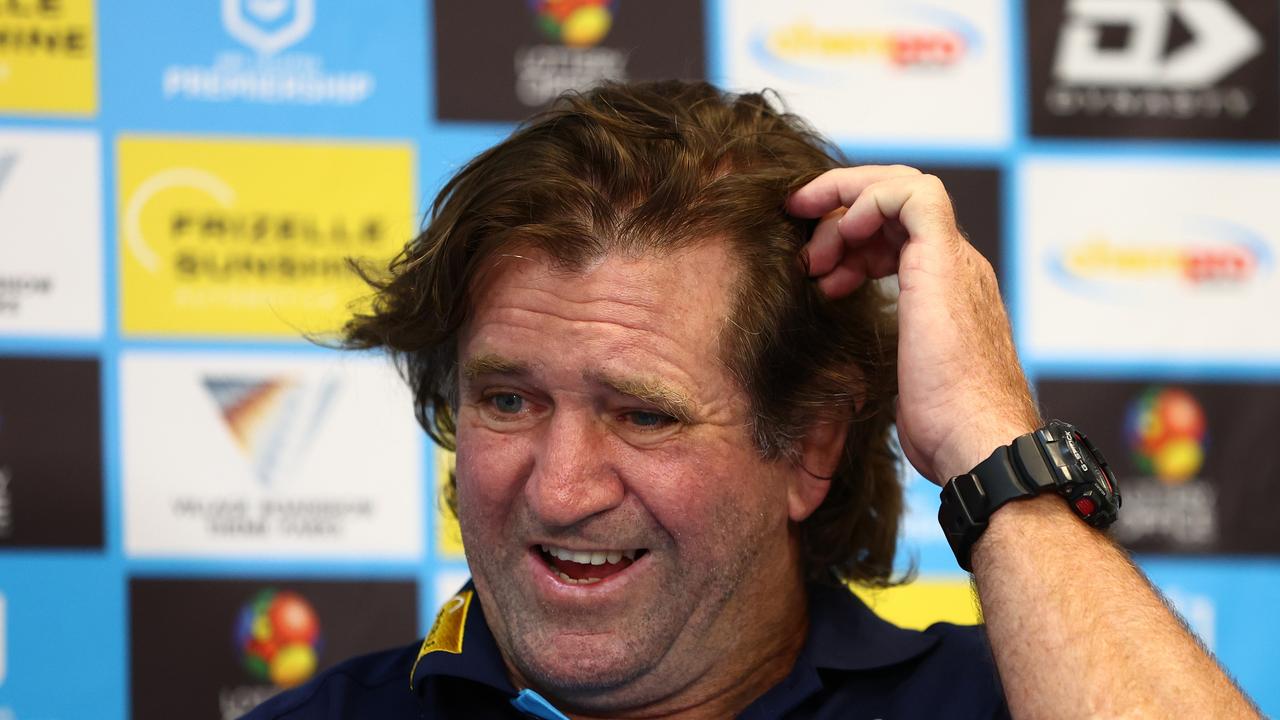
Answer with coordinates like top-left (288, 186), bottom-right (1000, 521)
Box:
top-left (222, 0), bottom-right (315, 56)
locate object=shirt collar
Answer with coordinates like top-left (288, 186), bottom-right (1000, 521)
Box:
top-left (410, 582), bottom-right (516, 696)
top-left (408, 581), bottom-right (940, 700)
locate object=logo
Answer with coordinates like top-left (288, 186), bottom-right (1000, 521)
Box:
top-left (1050, 217), bottom-right (1274, 297)
top-left (0, 0), bottom-right (96, 114)
top-left (1126, 386), bottom-right (1208, 484)
top-left (204, 375), bottom-right (337, 485)
top-left (434, 0), bottom-right (705, 121)
top-left (1029, 0), bottom-right (1279, 138)
top-left (222, 0), bottom-right (315, 57)
top-left (235, 588), bottom-right (321, 688)
top-left (117, 137), bottom-right (412, 337)
top-left (530, 0), bottom-right (615, 47)
top-left (161, 0), bottom-right (373, 106)
top-left (750, 5), bottom-right (981, 79)
top-left (1055, 0), bottom-right (1259, 88)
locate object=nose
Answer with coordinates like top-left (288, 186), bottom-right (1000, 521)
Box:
top-left (525, 408), bottom-right (624, 529)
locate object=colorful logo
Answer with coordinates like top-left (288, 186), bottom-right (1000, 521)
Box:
top-left (750, 4), bottom-right (981, 80)
top-left (236, 589), bottom-right (321, 688)
top-left (1126, 386), bottom-right (1208, 484)
top-left (1051, 217), bottom-right (1274, 295)
top-left (529, 0), bottom-right (616, 47)
top-left (203, 375), bottom-right (337, 485)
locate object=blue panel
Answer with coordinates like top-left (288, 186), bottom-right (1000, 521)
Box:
top-left (0, 558), bottom-right (124, 720)
top-left (99, 0), bottom-right (426, 136)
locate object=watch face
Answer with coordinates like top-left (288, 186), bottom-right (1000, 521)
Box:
top-left (1046, 421), bottom-right (1121, 526)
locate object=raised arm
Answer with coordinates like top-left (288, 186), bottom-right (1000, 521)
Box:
top-left (788, 166), bottom-right (1259, 719)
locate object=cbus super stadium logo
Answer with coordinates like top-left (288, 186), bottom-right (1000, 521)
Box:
top-left (750, 4), bottom-right (981, 78)
top-left (1049, 217), bottom-right (1273, 295)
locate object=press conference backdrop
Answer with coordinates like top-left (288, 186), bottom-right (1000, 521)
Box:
top-left (0, 1), bottom-right (1277, 717)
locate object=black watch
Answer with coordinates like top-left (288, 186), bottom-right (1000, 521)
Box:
top-left (937, 420), bottom-right (1121, 572)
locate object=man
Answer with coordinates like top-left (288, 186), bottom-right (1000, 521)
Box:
top-left (247, 81), bottom-right (1258, 719)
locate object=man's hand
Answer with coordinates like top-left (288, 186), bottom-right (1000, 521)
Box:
top-left (787, 165), bottom-right (1039, 484)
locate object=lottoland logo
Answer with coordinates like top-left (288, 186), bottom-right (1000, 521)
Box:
top-left (750, 5), bottom-right (980, 78)
top-left (1046, 0), bottom-right (1262, 120)
top-left (160, 0), bottom-right (374, 106)
top-left (515, 0), bottom-right (624, 108)
top-left (1049, 217), bottom-right (1273, 295)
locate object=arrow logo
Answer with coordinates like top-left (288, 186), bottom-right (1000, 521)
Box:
top-left (1054, 0), bottom-right (1262, 88)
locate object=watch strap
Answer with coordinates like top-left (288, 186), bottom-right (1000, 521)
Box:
top-left (939, 443), bottom-right (1041, 572)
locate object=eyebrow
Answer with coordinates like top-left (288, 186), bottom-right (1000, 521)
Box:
top-left (462, 353), bottom-right (531, 380)
top-left (588, 371), bottom-right (697, 424)
top-left (462, 353), bottom-right (697, 424)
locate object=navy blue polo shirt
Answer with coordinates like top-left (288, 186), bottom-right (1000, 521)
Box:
top-left (243, 582), bottom-right (1009, 719)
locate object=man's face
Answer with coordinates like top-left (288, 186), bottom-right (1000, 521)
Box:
top-left (454, 240), bottom-right (806, 708)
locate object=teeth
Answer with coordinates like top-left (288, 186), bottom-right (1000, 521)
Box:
top-left (540, 545), bottom-right (641, 565)
top-left (554, 570), bottom-right (602, 585)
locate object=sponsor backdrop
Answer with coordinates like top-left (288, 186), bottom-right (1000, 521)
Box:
top-left (0, 0), bottom-right (1276, 716)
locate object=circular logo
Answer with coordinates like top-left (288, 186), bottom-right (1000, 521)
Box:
top-left (529, 0), bottom-right (615, 47)
top-left (236, 589), bottom-right (322, 688)
top-left (1125, 386), bottom-right (1207, 484)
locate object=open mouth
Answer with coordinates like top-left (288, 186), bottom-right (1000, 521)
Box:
top-left (537, 544), bottom-right (648, 585)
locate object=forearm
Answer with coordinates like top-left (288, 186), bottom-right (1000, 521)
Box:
top-left (972, 495), bottom-right (1258, 719)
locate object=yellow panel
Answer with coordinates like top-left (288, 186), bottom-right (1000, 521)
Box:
top-left (435, 446), bottom-right (465, 558)
top-left (117, 135), bottom-right (414, 337)
top-left (852, 578), bottom-right (982, 630)
top-left (0, 0), bottom-right (97, 115)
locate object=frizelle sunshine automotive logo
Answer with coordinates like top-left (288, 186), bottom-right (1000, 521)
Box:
top-left (117, 136), bottom-right (413, 337)
top-left (1126, 386), bottom-right (1208, 484)
top-left (235, 588), bottom-right (322, 688)
top-left (0, 0), bottom-right (97, 114)
top-left (1050, 217), bottom-right (1273, 296)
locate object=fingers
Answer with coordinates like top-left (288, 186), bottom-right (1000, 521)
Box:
top-left (797, 168), bottom-right (959, 298)
top-left (787, 165), bottom-right (922, 219)
top-left (838, 173), bottom-right (957, 249)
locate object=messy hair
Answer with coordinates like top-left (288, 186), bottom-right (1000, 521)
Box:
top-left (344, 80), bottom-right (903, 586)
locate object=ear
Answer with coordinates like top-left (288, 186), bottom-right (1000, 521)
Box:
top-left (787, 420), bottom-right (848, 522)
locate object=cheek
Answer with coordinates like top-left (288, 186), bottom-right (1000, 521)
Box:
top-left (454, 420), bottom-right (531, 527)
top-left (628, 438), bottom-right (789, 542)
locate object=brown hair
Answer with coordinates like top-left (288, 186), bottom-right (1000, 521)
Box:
top-left (344, 80), bottom-right (903, 586)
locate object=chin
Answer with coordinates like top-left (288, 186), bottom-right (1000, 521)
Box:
top-left (516, 632), bottom-right (653, 696)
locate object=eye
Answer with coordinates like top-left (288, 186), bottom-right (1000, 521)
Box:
top-left (489, 393), bottom-right (525, 414)
top-left (620, 410), bottom-right (677, 430)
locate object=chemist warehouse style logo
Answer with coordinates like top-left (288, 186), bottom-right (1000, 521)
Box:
top-left (117, 136), bottom-right (412, 336)
top-left (748, 3), bottom-right (982, 82)
top-left (1029, 0), bottom-right (1279, 139)
top-left (160, 0), bottom-right (373, 106)
top-left (1048, 216), bottom-right (1274, 299)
